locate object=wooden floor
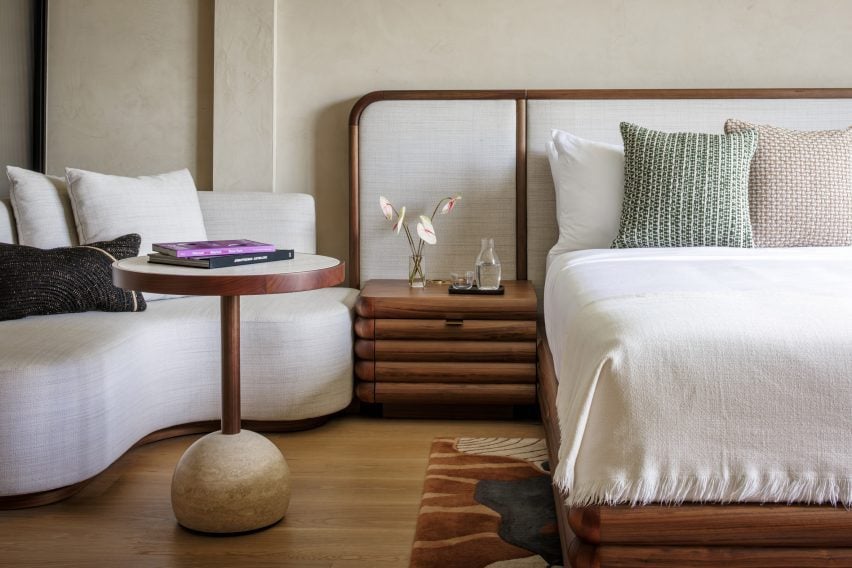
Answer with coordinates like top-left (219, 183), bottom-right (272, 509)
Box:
top-left (0, 416), bottom-right (543, 567)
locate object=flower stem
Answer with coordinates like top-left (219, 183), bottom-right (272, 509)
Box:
top-left (431, 198), bottom-right (449, 219)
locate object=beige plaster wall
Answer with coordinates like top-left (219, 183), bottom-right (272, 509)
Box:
top-left (41, 0), bottom-right (852, 263)
top-left (46, 0), bottom-right (213, 189)
top-left (213, 0), bottom-right (277, 192)
top-left (276, 0), bottom-right (852, 265)
top-left (0, 0), bottom-right (33, 198)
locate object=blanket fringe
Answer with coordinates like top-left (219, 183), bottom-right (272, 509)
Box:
top-left (556, 473), bottom-right (852, 508)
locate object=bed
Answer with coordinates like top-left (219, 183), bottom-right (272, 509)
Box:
top-left (349, 89), bottom-right (852, 566)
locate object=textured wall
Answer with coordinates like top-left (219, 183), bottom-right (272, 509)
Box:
top-left (276, 0), bottom-right (852, 266)
top-left (213, 0), bottom-right (276, 192)
top-left (42, 0), bottom-right (852, 263)
top-left (46, 0), bottom-right (213, 189)
top-left (0, 0), bottom-right (33, 198)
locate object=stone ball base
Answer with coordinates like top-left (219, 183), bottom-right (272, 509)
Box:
top-left (171, 430), bottom-right (291, 533)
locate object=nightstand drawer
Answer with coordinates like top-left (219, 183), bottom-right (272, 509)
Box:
top-left (354, 317), bottom-right (536, 341)
top-left (354, 279), bottom-right (538, 406)
top-left (355, 361), bottom-right (537, 384)
top-left (355, 339), bottom-right (536, 362)
top-left (354, 280), bottom-right (537, 320)
top-left (356, 383), bottom-right (537, 405)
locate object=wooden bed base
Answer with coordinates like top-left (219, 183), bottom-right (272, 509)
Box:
top-left (537, 331), bottom-right (852, 567)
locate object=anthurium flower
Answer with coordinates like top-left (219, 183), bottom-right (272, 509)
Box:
top-left (392, 206), bottom-right (406, 234)
top-left (417, 215), bottom-right (437, 244)
top-left (441, 195), bottom-right (462, 214)
top-left (379, 196), bottom-right (394, 221)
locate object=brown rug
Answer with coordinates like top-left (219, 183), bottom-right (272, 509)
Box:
top-left (410, 438), bottom-right (563, 568)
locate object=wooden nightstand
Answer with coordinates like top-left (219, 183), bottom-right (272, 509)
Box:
top-left (354, 279), bottom-right (537, 406)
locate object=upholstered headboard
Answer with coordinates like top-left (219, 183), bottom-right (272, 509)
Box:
top-left (349, 89), bottom-right (852, 291)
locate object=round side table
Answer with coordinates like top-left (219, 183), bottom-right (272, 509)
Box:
top-left (113, 254), bottom-right (344, 533)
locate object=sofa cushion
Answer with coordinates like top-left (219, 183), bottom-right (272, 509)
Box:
top-left (0, 233), bottom-right (146, 322)
top-left (0, 199), bottom-right (15, 244)
top-left (0, 287), bottom-right (357, 495)
top-left (66, 167), bottom-right (207, 301)
top-left (6, 166), bottom-right (78, 248)
top-left (66, 167), bottom-right (207, 256)
top-left (198, 192), bottom-right (317, 254)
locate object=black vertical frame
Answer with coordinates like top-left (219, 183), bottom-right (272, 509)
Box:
top-left (32, 0), bottom-right (47, 173)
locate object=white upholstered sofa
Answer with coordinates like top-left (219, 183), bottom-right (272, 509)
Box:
top-left (0, 191), bottom-right (358, 503)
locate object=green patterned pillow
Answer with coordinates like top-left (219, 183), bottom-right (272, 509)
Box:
top-left (612, 122), bottom-right (758, 249)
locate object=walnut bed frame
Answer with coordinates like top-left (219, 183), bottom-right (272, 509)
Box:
top-left (349, 89), bottom-right (852, 566)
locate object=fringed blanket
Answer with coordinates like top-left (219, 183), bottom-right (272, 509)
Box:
top-left (545, 247), bottom-right (852, 507)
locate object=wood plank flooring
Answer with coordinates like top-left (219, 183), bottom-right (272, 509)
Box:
top-left (0, 416), bottom-right (543, 567)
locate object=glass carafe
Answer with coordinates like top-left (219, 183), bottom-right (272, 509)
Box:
top-left (475, 238), bottom-right (501, 290)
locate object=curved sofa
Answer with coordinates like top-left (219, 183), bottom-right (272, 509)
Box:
top-left (0, 192), bottom-right (357, 505)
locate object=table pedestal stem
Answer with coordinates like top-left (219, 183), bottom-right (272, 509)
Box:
top-left (170, 294), bottom-right (291, 533)
top-left (221, 295), bottom-right (241, 435)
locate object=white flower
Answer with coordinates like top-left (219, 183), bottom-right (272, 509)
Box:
top-left (379, 196), bottom-right (394, 221)
top-left (440, 195), bottom-right (462, 215)
top-left (416, 215), bottom-right (437, 244)
top-left (392, 206), bottom-right (406, 234)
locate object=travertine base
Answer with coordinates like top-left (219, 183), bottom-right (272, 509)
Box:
top-left (171, 430), bottom-right (291, 533)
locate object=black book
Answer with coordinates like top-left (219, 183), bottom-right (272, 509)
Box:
top-left (147, 249), bottom-right (295, 269)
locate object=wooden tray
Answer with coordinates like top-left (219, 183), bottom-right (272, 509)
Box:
top-left (448, 285), bottom-right (505, 295)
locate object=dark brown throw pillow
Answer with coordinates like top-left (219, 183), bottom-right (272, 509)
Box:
top-left (0, 233), bottom-right (146, 321)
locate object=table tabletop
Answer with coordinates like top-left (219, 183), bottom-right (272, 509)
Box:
top-left (113, 253), bottom-right (345, 296)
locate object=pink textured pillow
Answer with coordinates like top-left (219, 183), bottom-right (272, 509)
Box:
top-left (725, 120), bottom-right (852, 247)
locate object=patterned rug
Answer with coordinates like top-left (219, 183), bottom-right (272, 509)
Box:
top-left (410, 438), bottom-right (563, 568)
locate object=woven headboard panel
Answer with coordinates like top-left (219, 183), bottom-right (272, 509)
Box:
top-left (351, 95), bottom-right (523, 289)
top-left (350, 89), bottom-right (852, 291)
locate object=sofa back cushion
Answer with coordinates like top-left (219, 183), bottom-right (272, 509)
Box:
top-left (1, 187), bottom-right (319, 257)
top-left (66, 167), bottom-right (208, 302)
top-left (0, 199), bottom-right (15, 244)
top-left (66, 167), bottom-right (207, 256)
top-left (198, 191), bottom-right (316, 254)
top-left (6, 166), bottom-right (78, 248)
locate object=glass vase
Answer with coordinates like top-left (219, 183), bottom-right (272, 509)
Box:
top-left (409, 254), bottom-right (426, 288)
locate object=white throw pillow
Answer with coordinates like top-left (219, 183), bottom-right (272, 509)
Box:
top-left (546, 129), bottom-right (624, 251)
top-left (66, 168), bottom-right (207, 301)
top-left (6, 166), bottom-right (78, 248)
top-left (66, 167), bottom-right (207, 255)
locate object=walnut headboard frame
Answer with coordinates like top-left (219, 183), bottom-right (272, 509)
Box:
top-left (349, 88), bottom-right (852, 289)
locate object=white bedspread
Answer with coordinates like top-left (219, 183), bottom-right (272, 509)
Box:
top-left (545, 247), bottom-right (852, 507)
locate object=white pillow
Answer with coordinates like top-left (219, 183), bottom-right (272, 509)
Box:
top-left (6, 166), bottom-right (78, 248)
top-left (66, 168), bottom-right (207, 301)
top-left (66, 167), bottom-right (207, 255)
top-left (546, 129), bottom-right (624, 251)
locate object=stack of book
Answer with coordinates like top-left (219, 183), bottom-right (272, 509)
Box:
top-left (147, 240), bottom-right (294, 269)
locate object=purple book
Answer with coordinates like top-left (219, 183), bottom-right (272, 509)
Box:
top-left (152, 239), bottom-right (276, 258)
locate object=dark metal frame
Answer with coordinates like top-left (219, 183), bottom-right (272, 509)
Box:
top-left (32, 0), bottom-right (47, 172)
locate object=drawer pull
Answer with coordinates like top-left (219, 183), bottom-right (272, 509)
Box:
top-left (445, 319), bottom-right (464, 327)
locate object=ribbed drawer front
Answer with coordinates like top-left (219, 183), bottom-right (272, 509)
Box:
top-left (355, 339), bottom-right (536, 362)
top-left (355, 361), bottom-right (536, 384)
top-left (354, 317), bottom-right (536, 341)
top-left (357, 383), bottom-right (537, 405)
top-left (354, 280), bottom-right (538, 406)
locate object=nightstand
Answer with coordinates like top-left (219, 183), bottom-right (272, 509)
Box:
top-left (354, 279), bottom-right (537, 406)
